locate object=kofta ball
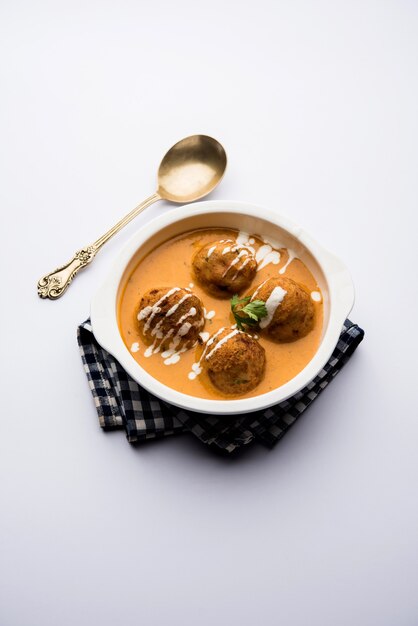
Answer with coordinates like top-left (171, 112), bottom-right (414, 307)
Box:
top-left (203, 327), bottom-right (266, 395)
top-left (192, 239), bottom-right (257, 297)
top-left (137, 287), bottom-right (205, 351)
top-left (250, 276), bottom-right (314, 342)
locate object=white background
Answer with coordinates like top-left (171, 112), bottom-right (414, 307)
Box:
top-left (1, 1), bottom-right (418, 625)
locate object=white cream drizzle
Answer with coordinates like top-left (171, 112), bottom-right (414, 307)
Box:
top-left (206, 240), bottom-right (234, 259)
top-left (256, 244), bottom-right (281, 270)
top-left (162, 346), bottom-right (188, 365)
top-left (237, 231), bottom-right (298, 275)
top-left (166, 293), bottom-right (192, 317)
top-left (204, 308), bottom-right (216, 320)
top-left (231, 255), bottom-right (254, 280)
top-left (139, 288), bottom-right (203, 365)
top-left (260, 250), bottom-right (281, 269)
top-left (250, 279), bottom-right (269, 301)
top-left (177, 307), bottom-right (197, 325)
top-left (256, 244), bottom-right (272, 263)
top-left (138, 287), bottom-right (181, 333)
top-left (311, 291), bottom-right (322, 302)
top-left (259, 286), bottom-right (287, 329)
top-left (150, 319), bottom-right (164, 338)
top-left (144, 344), bottom-right (156, 357)
top-left (199, 331), bottom-right (210, 343)
top-left (145, 324), bottom-right (185, 359)
top-left (130, 342), bottom-right (140, 353)
top-left (236, 231), bottom-right (291, 273)
top-left (207, 245), bottom-right (217, 258)
top-left (222, 248), bottom-right (250, 277)
top-left (205, 236), bottom-right (259, 282)
top-left (205, 329), bottom-right (240, 360)
top-left (279, 250), bottom-right (297, 275)
top-left (236, 232), bottom-right (255, 246)
top-left (188, 363), bottom-right (202, 381)
top-left (179, 322), bottom-right (193, 336)
top-left (188, 326), bottom-right (230, 380)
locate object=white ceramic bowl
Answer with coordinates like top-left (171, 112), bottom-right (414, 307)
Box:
top-left (91, 200), bottom-right (355, 415)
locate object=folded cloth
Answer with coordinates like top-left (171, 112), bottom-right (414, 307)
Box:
top-left (77, 319), bottom-right (364, 454)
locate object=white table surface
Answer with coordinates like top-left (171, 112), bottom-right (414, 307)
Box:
top-left (1, 1), bottom-right (418, 624)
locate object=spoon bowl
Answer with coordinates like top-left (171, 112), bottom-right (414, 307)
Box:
top-left (157, 135), bottom-right (227, 203)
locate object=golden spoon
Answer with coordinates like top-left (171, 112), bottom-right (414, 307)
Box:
top-left (37, 134), bottom-right (227, 300)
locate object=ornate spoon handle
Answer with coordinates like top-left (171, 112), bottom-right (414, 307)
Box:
top-left (37, 246), bottom-right (98, 300)
top-left (37, 192), bottom-right (160, 300)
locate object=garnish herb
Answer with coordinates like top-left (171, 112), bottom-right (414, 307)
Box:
top-left (231, 295), bottom-right (267, 331)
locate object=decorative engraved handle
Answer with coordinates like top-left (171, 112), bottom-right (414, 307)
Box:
top-left (37, 192), bottom-right (160, 300)
top-left (37, 245), bottom-right (98, 299)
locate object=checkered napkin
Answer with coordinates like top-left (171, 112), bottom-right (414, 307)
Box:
top-left (77, 319), bottom-right (364, 454)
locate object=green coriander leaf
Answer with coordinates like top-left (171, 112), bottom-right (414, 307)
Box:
top-left (231, 294), bottom-right (250, 309)
top-left (244, 309), bottom-right (258, 321)
top-left (242, 299), bottom-right (267, 321)
top-left (230, 295), bottom-right (267, 331)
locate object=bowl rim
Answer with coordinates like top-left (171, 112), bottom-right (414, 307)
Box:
top-left (90, 200), bottom-right (355, 415)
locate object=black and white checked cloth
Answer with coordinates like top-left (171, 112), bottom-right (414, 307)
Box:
top-left (77, 319), bottom-right (364, 454)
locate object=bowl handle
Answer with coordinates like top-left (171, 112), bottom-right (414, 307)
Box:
top-left (324, 251), bottom-right (355, 320)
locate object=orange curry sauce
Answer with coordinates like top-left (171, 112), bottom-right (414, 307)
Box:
top-left (118, 228), bottom-right (323, 400)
